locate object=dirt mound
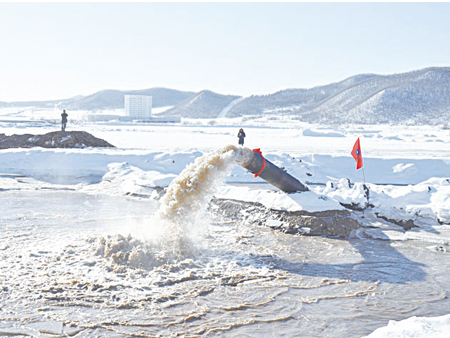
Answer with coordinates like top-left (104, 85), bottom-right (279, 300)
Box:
top-left (0, 131), bottom-right (115, 149)
top-left (210, 199), bottom-right (361, 238)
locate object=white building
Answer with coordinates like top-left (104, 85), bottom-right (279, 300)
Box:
top-left (124, 95), bottom-right (152, 120)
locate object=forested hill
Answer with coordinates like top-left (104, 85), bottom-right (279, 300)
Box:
top-left (225, 67), bottom-right (450, 125)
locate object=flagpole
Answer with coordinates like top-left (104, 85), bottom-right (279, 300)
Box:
top-left (361, 167), bottom-right (369, 209)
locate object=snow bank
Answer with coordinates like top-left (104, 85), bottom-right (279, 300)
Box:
top-left (293, 154), bottom-right (450, 185)
top-left (323, 177), bottom-right (450, 224)
top-left (1, 146), bottom-right (449, 225)
top-left (363, 314), bottom-right (450, 338)
top-left (215, 186), bottom-right (343, 212)
top-left (0, 147), bottom-right (200, 184)
top-left (81, 162), bottom-right (176, 197)
top-left (302, 129), bottom-right (345, 137)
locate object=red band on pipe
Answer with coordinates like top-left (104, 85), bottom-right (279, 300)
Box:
top-left (252, 148), bottom-right (266, 178)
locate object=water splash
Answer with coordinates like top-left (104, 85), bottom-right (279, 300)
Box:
top-left (94, 145), bottom-right (254, 268)
top-left (157, 145), bottom-right (252, 223)
top-left (150, 145), bottom-right (253, 260)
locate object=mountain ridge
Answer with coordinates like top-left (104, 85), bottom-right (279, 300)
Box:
top-left (225, 66), bottom-right (450, 125)
top-left (1, 67), bottom-right (450, 125)
top-left (161, 90), bottom-right (241, 119)
top-left (0, 87), bottom-right (196, 110)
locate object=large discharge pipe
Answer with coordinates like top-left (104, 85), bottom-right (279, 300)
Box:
top-left (240, 148), bottom-right (309, 193)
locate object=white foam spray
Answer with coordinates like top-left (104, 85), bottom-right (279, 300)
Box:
top-left (95, 145), bottom-right (254, 268)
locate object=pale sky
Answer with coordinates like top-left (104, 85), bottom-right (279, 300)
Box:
top-left (1, 2), bottom-right (449, 102)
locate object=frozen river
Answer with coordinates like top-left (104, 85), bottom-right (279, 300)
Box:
top-left (1, 189), bottom-right (450, 337)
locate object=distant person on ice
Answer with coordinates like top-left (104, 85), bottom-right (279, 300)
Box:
top-left (61, 110), bottom-right (68, 132)
top-left (237, 128), bottom-right (246, 146)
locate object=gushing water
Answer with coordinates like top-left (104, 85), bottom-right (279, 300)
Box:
top-left (157, 145), bottom-right (252, 223)
top-left (95, 145), bottom-right (254, 267)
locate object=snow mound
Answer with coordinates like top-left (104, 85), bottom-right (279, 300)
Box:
top-left (363, 314), bottom-right (450, 338)
top-left (324, 178), bottom-right (450, 225)
top-left (81, 162), bottom-right (176, 197)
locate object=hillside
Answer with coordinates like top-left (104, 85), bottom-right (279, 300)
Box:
top-left (161, 90), bottom-right (241, 119)
top-left (66, 88), bottom-right (195, 110)
top-left (1, 88), bottom-right (194, 110)
top-left (0, 96), bottom-right (84, 109)
top-left (2, 67), bottom-right (450, 125)
top-left (227, 67), bottom-right (450, 125)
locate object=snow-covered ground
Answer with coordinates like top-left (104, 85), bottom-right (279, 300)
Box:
top-left (1, 107), bottom-right (450, 337)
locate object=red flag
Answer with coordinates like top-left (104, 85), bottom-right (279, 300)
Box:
top-left (351, 138), bottom-right (363, 170)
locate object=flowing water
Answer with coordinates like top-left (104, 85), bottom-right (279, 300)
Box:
top-left (1, 146), bottom-right (450, 337)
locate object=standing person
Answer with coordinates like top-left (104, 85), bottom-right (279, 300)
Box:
top-left (237, 128), bottom-right (246, 146)
top-left (61, 110), bottom-right (68, 132)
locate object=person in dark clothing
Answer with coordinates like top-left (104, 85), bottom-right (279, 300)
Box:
top-left (61, 110), bottom-right (68, 132)
top-left (237, 128), bottom-right (246, 146)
